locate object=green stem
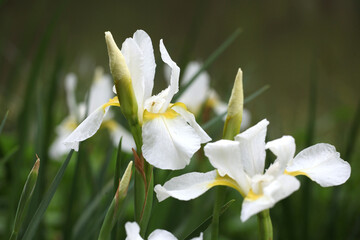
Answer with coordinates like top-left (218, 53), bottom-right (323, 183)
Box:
top-left (257, 209), bottom-right (273, 240)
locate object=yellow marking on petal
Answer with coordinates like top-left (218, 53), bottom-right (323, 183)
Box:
top-left (102, 119), bottom-right (118, 132)
top-left (284, 170), bottom-right (309, 177)
top-left (64, 119), bottom-right (78, 131)
top-left (101, 96), bottom-right (120, 112)
top-left (170, 102), bottom-right (188, 110)
top-left (207, 172), bottom-right (245, 197)
top-left (143, 108), bottom-right (179, 122)
top-left (245, 189), bottom-right (263, 201)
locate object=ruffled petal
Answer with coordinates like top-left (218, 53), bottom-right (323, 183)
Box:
top-left (171, 104), bottom-right (211, 143)
top-left (154, 170), bottom-right (218, 202)
top-left (178, 61), bottom-right (210, 114)
top-left (241, 175), bottom-right (300, 221)
top-left (125, 222), bottom-right (143, 240)
top-left (133, 30), bottom-right (156, 100)
top-left (234, 119), bottom-right (269, 176)
top-left (148, 230), bottom-right (178, 240)
top-left (122, 37), bottom-right (145, 122)
top-left (286, 143), bottom-right (351, 187)
top-left (142, 115), bottom-right (201, 170)
top-left (159, 39), bottom-right (180, 109)
top-left (265, 136), bottom-right (295, 176)
top-left (63, 106), bottom-right (109, 151)
top-left (204, 140), bottom-right (250, 194)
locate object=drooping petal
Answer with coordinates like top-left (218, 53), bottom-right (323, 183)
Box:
top-left (63, 106), bottom-right (109, 151)
top-left (204, 140), bottom-right (250, 194)
top-left (159, 39), bottom-right (180, 110)
top-left (142, 114), bottom-right (201, 170)
top-left (177, 61), bottom-right (210, 114)
top-left (125, 222), bottom-right (143, 240)
top-left (148, 230), bottom-right (178, 240)
top-left (88, 74), bottom-right (114, 114)
top-left (234, 119), bottom-right (269, 176)
top-left (286, 143), bottom-right (351, 187)
top-left (171, 104), bottom-right (211, 143)
top-left (122, 37), bottom-right (145, 121)
top-left (133, 30), bottom-right (156, 100)
top-left (265, 136), bottom-right (295, 176)
top-left (102, 119), bottom-right (136, 152)
top-left (154, 170), bottom-right (218, 202)
top-left (241, 174), bottom-right (300, 222)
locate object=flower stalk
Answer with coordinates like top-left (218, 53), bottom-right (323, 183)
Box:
top-left (257, 209), bottom-right (273, 240)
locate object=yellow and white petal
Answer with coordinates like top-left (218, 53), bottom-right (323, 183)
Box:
top-left (142, 115), bottom-right (201, 170)
top-left (103, 120), bottom-right (135, 153)
top-left (286, 143), bottom-right (351, 187)
top-left (234, 119), bottom-right (269, 177)
top-left (148, 230), bottom-right (178, 240)
top-left (154, 170), bottom-right (218, 202)
top-left (266, 136), bottom-right (295, 175)
top-left (88, 74), bottom-right (113, 114)
top-left (159, 39), bottom-right (180, 108)
top-left (178, 61), bottom-right (210, 114)
top-left (133, 30), bottom-right (156, 101)
top-left (63, 106), bottom-right (109, 151)
top-left (171, 104), bottom-right (211, 143)
top-left (125, 222), bottom-right (143, 240)
top-left (241, 175), bottom-right (300, 222)
top-left (121, 37), bottom-right (146, 122)
top-left (204, 140), bottom-right (250, 194)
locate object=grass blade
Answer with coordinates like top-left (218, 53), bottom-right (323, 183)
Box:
top-left (182, 199), bottom-right (235, 240)
top-left (174, 28), bottom-right (243, 101)
top-left (0, 110), bottom-right (9, 135)
top-left (21, 150), bottom-right (74, 240)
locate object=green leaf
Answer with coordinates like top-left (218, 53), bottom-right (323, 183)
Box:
top-left (21, 150), bottom-right (74, 240)
top-left (0, 110), bottom-right (9, 135)
top-left (182, 199), bottom-right (235, 240)
top-left (174, 28), bottom-right (243, 101)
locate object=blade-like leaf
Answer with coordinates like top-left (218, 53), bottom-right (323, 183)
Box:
top-left (0, 110), bottom-right (9, 135)
top-left (21, 150), bottom-right (74, 240)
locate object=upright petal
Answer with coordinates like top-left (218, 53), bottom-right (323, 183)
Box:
top-left (154, 170), bottom-right (218, 202)
top-left (125, 222), bottom-right (143, 240)
top-left (286, 143), bottom-right (351, 187)
top-left (88, 74), bottom-right (114, 114)
top-left (133, 30), bottom-right (156, 100)
top-left (122, 38), bottom-right (145, 121)
top-left (266, 136), bottom-right (295, 176)
top-left (142, 114), bottom-right (201, 170)
top-left (234, 119), bottom-right (269, 176)
top-left (159, 39), bottom-right (180, 109)
top-left (204, 140), bottom-right (250, 194)
top-left (241, 175), bottom-right (300, 222)
top-left (148, 230), bottom-right (178, 240)
top-left (171, 104), bottom-right (211, 143)
top-left (64, 73), bottom-right (78, 118)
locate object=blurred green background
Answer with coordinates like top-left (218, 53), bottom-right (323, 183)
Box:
top-left (0, 0), bottom-right (359, 239)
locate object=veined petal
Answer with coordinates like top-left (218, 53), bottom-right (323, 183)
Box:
top-left (125, 222), bottom-right (143, 240)
top-left (234, 119), bottom-right (269, 176)
top-left (286, 143), bottom-right (351, 187)
top-left (133, 30), bottom-right (156, 100)
top-left (178, 61), bottom-right (210, 114)
top-left (266, 136), bottom-right (295, 176)
top-left (204, 140), bottom-right (250, 194)
top-left (63, 97), bottom-right (120, 151)
top-left (154, 170), bottom-right (218, 202)
top-left (122, 37), bottom-right (145, 122)
top-left (241, 175), bottom-right (300, 221)
top-left (171, 103), bottom-right (211, 143)
top-left (88, 74), bottom-right (113, 114)
top-left (159, 39), bottom-right (180, 109)
top-left (148, 230), bottom-right (177, 240)
top-left (142, 114), bottom-right (201, 169)
top-left (102, 119), bottom-right (135, 152)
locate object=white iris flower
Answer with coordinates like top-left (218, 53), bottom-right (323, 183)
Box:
top-left (154, 119), bottom-right (351, 221)
top-left (125, 222), bottom-right (202, 240)
top-left (64, 30), bottom-right (211, 170)
top-left (50, 70), bottom-right (135, 159)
